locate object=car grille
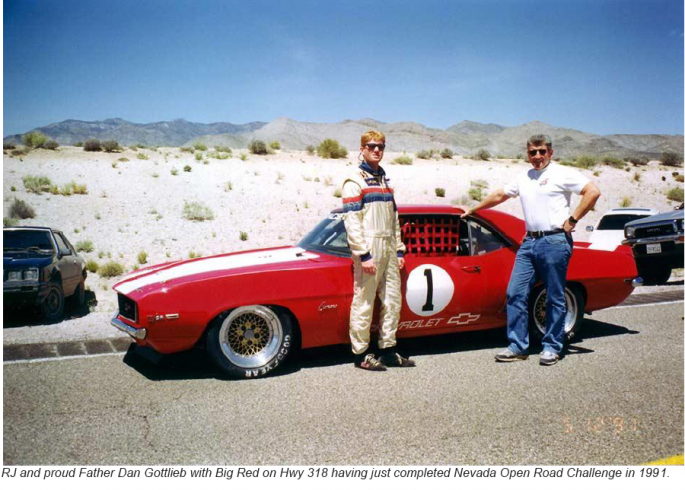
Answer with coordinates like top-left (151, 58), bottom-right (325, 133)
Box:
top-left (117, 294), bottom-right (138, 323)
top-left (633, 222), bottom-right (676, 239)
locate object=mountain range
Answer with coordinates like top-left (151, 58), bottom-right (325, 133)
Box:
top-left (4, 117), bottom-right (683, 159)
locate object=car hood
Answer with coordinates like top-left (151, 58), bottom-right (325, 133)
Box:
top-left (587, 230), bottom-right (625, 251)
top-left (113, 246), bottom-right (320, 295)
top-left (626, 209), bottom-right (683, 226)
top-left (3, 254), bottom-right (54, 270)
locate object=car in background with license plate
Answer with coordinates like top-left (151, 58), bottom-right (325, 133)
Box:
top-left (622, 204), bottom-right (684, 284)
top-left (3, 226), bottom-right (87, 322)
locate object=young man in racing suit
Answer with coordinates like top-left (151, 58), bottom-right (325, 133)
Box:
top-left (341, 130), bottom-right (415, 371)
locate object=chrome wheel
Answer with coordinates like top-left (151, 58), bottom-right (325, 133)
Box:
top-left (218, 305), bottom-right (283, 369)
top-left (531, 286), bottom-right (584, 339)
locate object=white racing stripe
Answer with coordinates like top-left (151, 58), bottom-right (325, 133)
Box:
top-left (115, 247), bottom-right (318, 295)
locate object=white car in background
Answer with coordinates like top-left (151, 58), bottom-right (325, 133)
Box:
top-left (586, 208), bottom-right (659, 251)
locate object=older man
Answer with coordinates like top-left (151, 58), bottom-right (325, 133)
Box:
top-left (341, 130), bottom-right (415, 371)
top-left (463, 134), bottom-right (600, 365)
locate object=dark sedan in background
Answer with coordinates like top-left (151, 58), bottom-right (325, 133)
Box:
top-left (3, 226), bottom-right (87, 322)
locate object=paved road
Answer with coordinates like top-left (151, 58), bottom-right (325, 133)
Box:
top-left (3, 301), bottom-right (682, 466)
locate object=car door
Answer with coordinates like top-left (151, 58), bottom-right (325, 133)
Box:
top-left (53, 232), bottom-right (80, 295)
top-left (396, 214), bottom-right (486, 335)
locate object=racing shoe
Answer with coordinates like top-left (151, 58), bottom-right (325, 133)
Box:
top-left (494, 348), bottom-right (529, 362)
top-left (539, 350), bottom-right (560, 366)
top-left (379, 349), bottom-right (416, 368)
top-left (355, 353), bottom-right (387, 371)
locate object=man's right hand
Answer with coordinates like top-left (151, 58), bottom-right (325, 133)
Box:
top-left (361, 258), bottom-right (376, 275)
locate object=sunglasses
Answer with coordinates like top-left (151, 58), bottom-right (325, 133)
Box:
top-left (364, 143), bottom-right (386, 151)
top-left (528, 149), bottom-right (548, 156)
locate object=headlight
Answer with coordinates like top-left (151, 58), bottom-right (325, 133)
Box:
top-left (6, 268), bottom-right (39, 282)
top-left (625, 226), bottom-right (635, 238)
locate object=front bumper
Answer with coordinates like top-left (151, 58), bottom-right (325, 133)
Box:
top-left (111, 312), bottom-right (147, 340)
top-left (3, 281), bottom-right (51, 307)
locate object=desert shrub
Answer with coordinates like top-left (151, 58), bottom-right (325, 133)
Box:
top-left (195, 152), bottom-right (203, 161)
top-left (74, 141), bottom-right (84, 147)
top-left (239, 153), bottom-right (248, 161)
top-left (214, 146), bottom-right (232, 153)
top-left (99, 261), bottom-right (124, 278)
top-left (138, 251), bottom-right (148, 265)
top-left (43, 140), bottom-right (59, 150)
top-left (441, 148), bottom-right (454, 159)
top-left (333, 188), bottom-right (342, 198)
top-left (137, 153), bottom-right (148, 160)
top-left (193, 143), bottom-right (207, 151)
top-left (102, 140), bottom-right (121, 152)
top-left (675, 175), bottom-right (685, 183)
top-left (317, 139), bottom-right (348, 159)
top-left (416, 150), bottom-right (431, 159)
top-left (4, 217), bottom-right (19, 226)
top-left (393, 154), bottom-right (413, 165)
top-left (182, 201), bottom-right (215, 221)
top-left (661, 151), bottom-right (684, 167)
top-left (84, 139), bottom-right (102, 152)
top-left (574, 155), bottom-right (597, 169)
top-left (628, 156), bottom-right (648, 166)
top-left (249, 140), bottom-right (268, 155)
top-left (306, 145), bottom-right (316, 155)
top-left (75, 240), bottom-right (94, 253)
top-left (601, 156), bottom-right (626, 169)
top-left (60, 182), bottom-right (88, 195)
top-left (85, 260), bottom-right (99, 273)
top-left (9, 199), bottom-right (36, 219)
top-left (4, 142), bottom-right (16, 150)
top-left (240, 231), bottom-right (248, 241)
top-left (23, 132), bottom-right (48, 149)
top-left (468, 187), bottom-right (484, 202)
top-left (666, 187), bottom-right (684, 202)
top-left (269, 141), bottom-right (281, 150)
top-left (11, 148), bottom-right (29, 157)
top-left (633, 172), bottom-right (641, 182)
top-left (23, 175), bottom-right (52, 194)
top-left (184, 165), bottom-right (192, 172)
top-left (473, 149), bottom-right (491, 161)
top-left (118, 157), bottom-right (129, 162)
top-left (619, 197), bottom-right (632, 207)
top-left (470, 179), bottom-right (489, 189)
top-left (435, 188), bottom-right (446, 197)
top-left (180, 147), bottom-right (194, 153)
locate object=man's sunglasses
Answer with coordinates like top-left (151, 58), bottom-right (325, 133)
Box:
top-left (528, 149), bottom-right (548, 156)
top-left (364, 144), bottom-right (386, 151)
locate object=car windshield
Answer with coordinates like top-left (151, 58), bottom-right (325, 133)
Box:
top-left (3, 230), bottom-right (54, 252)
top-left (298, 214), bottom-right (351, 257)
top-left (597, 214), bottom-right (647, 231)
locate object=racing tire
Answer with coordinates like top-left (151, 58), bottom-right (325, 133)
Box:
top-left (40, 282), bottom-right (65, 323)
top-left (207, 305), bottom-right (294, 379)
top-left (529, 284), bottom-right (585, 343)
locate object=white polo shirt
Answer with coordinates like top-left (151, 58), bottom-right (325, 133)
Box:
top-left (503, 162), bottom-right (590, 232)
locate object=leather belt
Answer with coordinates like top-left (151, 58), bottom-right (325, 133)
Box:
top-left (526, 229), bottom-right (565, 238)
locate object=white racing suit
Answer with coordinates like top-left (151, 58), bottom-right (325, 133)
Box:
top-left (342, 162), bottom-right (406, 355)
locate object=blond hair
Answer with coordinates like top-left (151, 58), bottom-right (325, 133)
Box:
top-left (361, 130), bottom-right (386, 147)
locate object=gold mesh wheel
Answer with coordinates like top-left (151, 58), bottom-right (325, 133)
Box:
top-left (218, 305), bottom-right (284, 369)
top-left (532, 287), bottom-right (579, 336)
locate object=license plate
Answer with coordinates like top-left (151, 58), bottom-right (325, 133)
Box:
top-left (646, 243), bottom-right (662, 254)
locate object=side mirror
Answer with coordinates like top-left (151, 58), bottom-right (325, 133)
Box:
top-left (585, 225), bottom-right (594, 232)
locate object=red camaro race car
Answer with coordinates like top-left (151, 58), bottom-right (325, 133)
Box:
top-left (111, 205), bottom-right (639, 379)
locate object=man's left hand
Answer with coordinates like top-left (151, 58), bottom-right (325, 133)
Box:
top-left (398, 257), bottom-right (405, 270)
top-left (563, 219), bottom-right (576, 233)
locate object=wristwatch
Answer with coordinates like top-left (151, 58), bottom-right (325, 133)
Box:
top-left (568, 216), bottom-right (578, 225)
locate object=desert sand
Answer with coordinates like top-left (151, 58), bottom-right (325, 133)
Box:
top-left (2, 146), bottom-right (682, 342)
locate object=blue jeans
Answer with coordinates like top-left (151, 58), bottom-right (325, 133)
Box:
top-left (506, 233), bottom-right (573, 355)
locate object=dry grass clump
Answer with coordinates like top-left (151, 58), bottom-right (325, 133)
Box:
top-left (99, 261), bottom-right (124, 278)
top-left (23, 175), bottom-right (52, 194)
top-left (182, 201), bottom-right (215, 221)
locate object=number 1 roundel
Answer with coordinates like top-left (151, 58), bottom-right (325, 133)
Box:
top-left (405, 264), bottom-right (454, 317)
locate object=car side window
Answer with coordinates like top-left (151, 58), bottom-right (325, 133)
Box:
top-left (466, 220), bottom-right (507, 255)
top-left (399, 215), bottom-right (459, 256)
top-left (53, 233), bottom-right (72, 256)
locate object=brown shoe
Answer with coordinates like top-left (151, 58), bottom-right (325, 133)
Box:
top-left (355, 353), bottom-right (387, 371)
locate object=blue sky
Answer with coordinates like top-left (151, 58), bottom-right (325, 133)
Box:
top-left (3, 0), bottom-right (684, 136)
